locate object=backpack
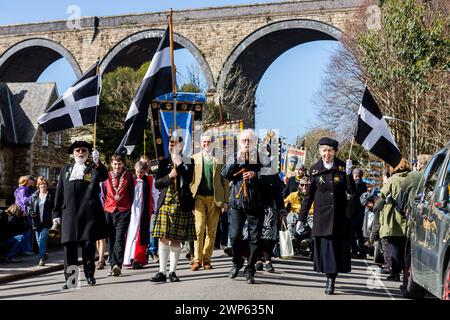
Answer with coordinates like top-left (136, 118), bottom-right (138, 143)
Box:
top-left (394, 189), bottom-right (409, 217)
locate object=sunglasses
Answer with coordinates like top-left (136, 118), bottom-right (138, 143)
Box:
top-left (300, 184), bottom-right (308, 187)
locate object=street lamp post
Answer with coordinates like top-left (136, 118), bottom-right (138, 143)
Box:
top-left (383, 115), bottom-right (414, 164)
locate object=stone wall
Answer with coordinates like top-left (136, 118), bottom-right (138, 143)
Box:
top-left (0, 0), bottom-right (363, 81)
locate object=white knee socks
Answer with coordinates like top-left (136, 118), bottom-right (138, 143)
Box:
top-left (159, 244), bottom-right (169, 275)
top-left (169, 245), bottom-right (181, 272)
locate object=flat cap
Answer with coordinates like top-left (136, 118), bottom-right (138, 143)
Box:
top-left (67, 140), bottom-right (93, 154)
top-left (318, 137), bottom-right (338, 150)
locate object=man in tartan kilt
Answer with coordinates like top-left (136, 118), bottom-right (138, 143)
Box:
top-left (150, 133), bottom-right (196, 283)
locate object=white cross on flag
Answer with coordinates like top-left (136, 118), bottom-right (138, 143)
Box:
top-left (37, 61), bottom-right (101, 134)
top-left (354, 87), bottom-right (402, 167)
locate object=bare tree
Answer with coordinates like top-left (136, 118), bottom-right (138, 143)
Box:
top-left (217, 65), bottom-right (258, 126)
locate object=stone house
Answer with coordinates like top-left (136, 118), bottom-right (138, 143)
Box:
top-left (0, 82), bottom-right (71, 204)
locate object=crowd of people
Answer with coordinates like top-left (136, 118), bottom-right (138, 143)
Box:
top-left (0, 129), bottom-right (430, 295)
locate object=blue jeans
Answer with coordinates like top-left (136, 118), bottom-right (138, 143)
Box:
top-left (149, 214), bottom-right (158, 255)
top-left (35, 228), bottom-right (49, 260)
top-left (0, 234), bottom-right (25, 259)
top-left (22, 228), bottom-right (33, 254)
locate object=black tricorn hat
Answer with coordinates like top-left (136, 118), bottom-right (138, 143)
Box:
top-left (67, 140), bottom-right (93, 154)
top-left (318, 137), bottom-right (338, 150)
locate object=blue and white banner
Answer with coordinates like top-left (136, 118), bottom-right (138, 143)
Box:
top-left (160, 110), bottom-right (193, 158)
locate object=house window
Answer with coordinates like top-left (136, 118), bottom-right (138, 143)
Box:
top-left (50, 167), bottom-right (61, 185)
top-left (54, 133), bottom-right (62, 148)
top-left (41, 131), bottom-right (48, 147)
top-left (37, 166), bottom-right (49, 179)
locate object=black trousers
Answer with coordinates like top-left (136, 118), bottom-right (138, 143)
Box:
top-left (215, 212), bottom-right (229, 248)
top-left (230, 208), bottom-right (263, 275)
top-left (385, 236), bottom-right (407, 275)
top-left (350, 214), bottom-right (365, 254)
top-left (105, 210), bottom-right (131, 269)
top-left (63, 241), bottom-right (96, 280)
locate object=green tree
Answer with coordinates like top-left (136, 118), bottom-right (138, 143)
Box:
top-left (316, 0), bottom-right (449, 159)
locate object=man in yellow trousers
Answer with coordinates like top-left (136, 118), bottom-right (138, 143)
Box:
top-left (190, 130), bottom-right (229, 271)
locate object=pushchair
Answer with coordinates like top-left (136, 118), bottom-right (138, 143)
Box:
top-left (286, 212), bottom-right (313, 257)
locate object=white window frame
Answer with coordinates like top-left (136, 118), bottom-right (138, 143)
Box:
top-left (41, 131), bottom-right (48, 147)
top-left (37, 166), bottom-right (49, 179)
top-left (54, 132), bottom-right (62, 148)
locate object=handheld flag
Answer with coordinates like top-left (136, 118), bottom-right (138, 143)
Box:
top-left (115, 26), bottom-right (173, 155)
top-left (37, 61), bottom-right (101, 133)
top-left (354, 87), bottom-right (402, 167)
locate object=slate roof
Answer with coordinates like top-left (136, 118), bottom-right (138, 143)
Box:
top-left (0, 82), bottom-right (57, 144)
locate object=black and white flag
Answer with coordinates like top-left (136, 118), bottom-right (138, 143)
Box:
top-left (355, 87), bottom-right (402, 167)
top-left (115, 26), bottom-right (173, 155)
top-left (37, 61), bottom-right (101, 134)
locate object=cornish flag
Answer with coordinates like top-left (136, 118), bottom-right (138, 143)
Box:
top-left (37, 61), bottom-right (101, 134)
top-left (355, 87), bottom-right (402, 167)
top-left (115, 26), bottom-right (173, 155)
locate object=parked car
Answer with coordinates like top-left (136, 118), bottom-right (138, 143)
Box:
top-left (404, 143), bottom-right (450, 300)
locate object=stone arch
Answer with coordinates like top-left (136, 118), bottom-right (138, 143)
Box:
top-left (0, 38), bottom-right (82, 82)
top-left (100, 29), bottom-right (215, 92)
top-left (217, 19), bottom-right (342, 94)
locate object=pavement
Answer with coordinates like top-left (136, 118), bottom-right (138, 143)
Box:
top-left (0, 246), bottom-right (67, 284)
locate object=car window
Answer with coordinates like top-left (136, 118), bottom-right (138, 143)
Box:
top-left (444, 158), bottom-right (450, 202)
top-left (417, 151), bottom-right (447, 203)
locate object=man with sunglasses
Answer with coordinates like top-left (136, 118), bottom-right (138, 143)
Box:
top-left (53, 140), bottom-right (108, 289)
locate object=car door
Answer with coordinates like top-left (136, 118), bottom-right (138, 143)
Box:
top-left (426, 150), bottom-right (450, 298)
top-left (411, 150), bottom-right (447, 286)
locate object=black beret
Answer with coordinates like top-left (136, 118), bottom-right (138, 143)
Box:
top-left (67, 140), bottom-right (93, 154)
top-left (318, 137), bottom-right (338, 150)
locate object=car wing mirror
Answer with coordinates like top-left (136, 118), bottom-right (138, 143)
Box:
top-left (434, 185), bottom-right (449, 211)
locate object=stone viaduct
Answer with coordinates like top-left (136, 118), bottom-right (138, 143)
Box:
top-left (0, 0), bottom-right (364, 116)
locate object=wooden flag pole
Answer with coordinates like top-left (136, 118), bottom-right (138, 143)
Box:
top-left (169, 9), bottom-right (177, 136)
top-left (168, 9), bottom-right (178, 191)
top-left (348, 80), bottom-right (368, 160)
top-left (93, 57), bottom-right (100, 149)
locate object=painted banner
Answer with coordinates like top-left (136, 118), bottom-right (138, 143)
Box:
top-left (281, 144), bottom-right (306, 179)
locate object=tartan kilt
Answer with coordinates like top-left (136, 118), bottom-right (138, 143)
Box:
top-left (152, 201), bottom-right (196, 242)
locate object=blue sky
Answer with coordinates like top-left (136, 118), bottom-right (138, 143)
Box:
top-left (0, 0), bottom-right (340, 144)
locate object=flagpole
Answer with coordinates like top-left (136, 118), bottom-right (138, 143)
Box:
top-left (169, 9), bottom-right (178, 191)
top-left (348, 80), bottom-right (368, 160)
top-left (93, 57), bottom-right (100, 150)
top-left (169, 9), bottom-right (177, 137)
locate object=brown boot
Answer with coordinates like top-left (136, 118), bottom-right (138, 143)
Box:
top-left (191, 262), bottom-right (201, 271)
top-left (203, 261), bottom-right (213, 270)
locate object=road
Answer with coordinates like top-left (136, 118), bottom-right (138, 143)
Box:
top-left (0, 249), bottom-right (405, 301)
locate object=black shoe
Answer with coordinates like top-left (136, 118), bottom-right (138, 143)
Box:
top-left (265, 262), bottom-right (275, 272)
top-left (229, 265), bottom-right (241, 279)
top-left (325, 278), bottom-right (335, 295)
top-left (150, 272), bottom-right (167, 282)
top-left (86, 277), bottom-right (96, 286)
top-left (43, 253), bottom-right (48, 261)
top-left (224, 247), bottom-right (233, 257)
top-left (132, 261), bottom-right (144, 269)
top-left (255, 261), bottom-right (263, 271)
top-left (168, 272), bottom-right (180, 282)
top-left (245, 273), bottom-right (255, 284)
top-left (380, 267), bottom-right (391, 274)
top-left (386, 273), bottom-right (400, 282)
top-left (62, 284), bottom-right (69, 290)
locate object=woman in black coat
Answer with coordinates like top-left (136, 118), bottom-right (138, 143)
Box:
top-left (52, 141), bottom-right (108, 288)
top-left (299, 137), bottom-right (355, 295)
